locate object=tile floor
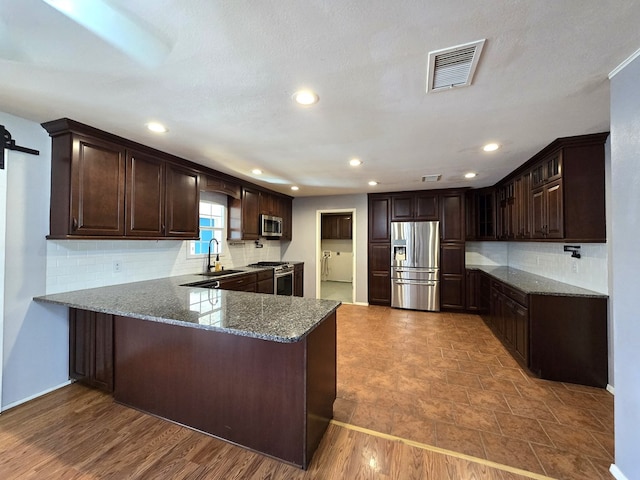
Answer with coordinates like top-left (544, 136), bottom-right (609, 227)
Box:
top-left (321, 280), bottom-right (353, 303)
top-left (334, 304), bottom-right (614, 480)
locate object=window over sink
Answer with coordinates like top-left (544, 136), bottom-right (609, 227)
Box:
top-left (189, 192), bottom-right (226, 258)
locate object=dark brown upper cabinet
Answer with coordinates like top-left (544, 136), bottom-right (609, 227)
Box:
top-left (472, 132), bottom-right (608, 243)
top-left (43, 119), bottom-right (200, 240)
top-left (440, 192), bottom-right (465, 243)
top-left (368, 195), bottom-right (391, 243)
top-left (165, 163), bottom-right (199, 238)
top-left (391, 192), bottom-right (438, 221)
top-left (126, 150), bottom-right (165, 237)
top-left (202, 174), bottom-right (241, 199)
top-left (51, 133), bottom-right (127, 237)
top-left (321, 214), bottom-right (352, 240)
top-left (228, 187), bottom-right (260, 240)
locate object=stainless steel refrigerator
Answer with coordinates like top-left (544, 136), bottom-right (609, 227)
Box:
top-left (391, 221), bottom-right (440, 311)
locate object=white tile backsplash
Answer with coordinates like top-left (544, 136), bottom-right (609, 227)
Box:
top-left (46, 239), bottom-right (282, 294)
top-left (466, 241), bottom-right (608, 294)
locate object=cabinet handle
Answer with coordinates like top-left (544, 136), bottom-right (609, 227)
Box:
top-left (162, 224), bottom-right (166, 233)
top-left (72, 217), bottom-right (78, 231)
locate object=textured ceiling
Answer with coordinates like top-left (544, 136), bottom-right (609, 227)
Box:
top-left (1, 0), bottom-right (639, 196)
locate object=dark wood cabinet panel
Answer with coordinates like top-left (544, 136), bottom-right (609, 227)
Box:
top-left (70, 135), bottom-right (126, 237)
top-left (529, 294), bottom-right (607, 387)
top-left (294, 264), bottom-right (304, 297)
top-left (465, 269), bottom-right (481, 311)
top-left (391, 192), bottom-right (439, 221)
top-left (368, 195), bottom-right (391, 242)
top-left (217, 272), bottom-right (258, 292)
top-left (513, 302), bottom-right (529, 365)
top-left (441, 244), bottom-right (464, 275)
top-left (203, 174), bottom-right (241, 199)
top-left (228, 187), bottom-right (260, 240)
top-left (531, 180), bottom-right (563, 239)
top-left (69, 308), bottom-right (114, 393)
top-left (368, 243), bottom-right (390, 305)
top-left (480, 272), bottom-right (607, 387)
top-left (440, 192), bottom-right (465, 242)
top-left (545, 180), bottom-right (563, 238)
top-left (44, 120), bottom-right (202, 240)
top-left (415, 193), bottom-right (439, 220)
top-left (126, 150), bottom-right (165, 237)
top-left (321, 214), bottom-right (352, 240)
top-left (165, 164), bottom-right (199, 238)
top-left (479, 133), bottom-right (607, 243)
top-left (390, 195), bottom-right (413, 221)
top-left (441, 275), bottom-right (465, 311)
top-left (514, 173), bottom-right (531, 239)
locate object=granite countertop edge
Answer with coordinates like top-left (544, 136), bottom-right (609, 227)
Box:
top-left (466, 264), bottom-right (608, 298)
top-left (34, 266), bottom-right (340, 343)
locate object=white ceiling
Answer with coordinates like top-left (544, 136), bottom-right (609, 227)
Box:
top-left (1, 0), bottom-right (639, 196)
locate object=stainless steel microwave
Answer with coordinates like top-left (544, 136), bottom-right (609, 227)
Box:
top-left (260, 214), bottom-right (283, 237)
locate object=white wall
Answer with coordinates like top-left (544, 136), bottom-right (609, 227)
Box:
top-left (46, 239), bottom-right (281, 294)
top-left (283, 194), bottom-right (368, 304)
top-left (466, 241), bottom-right (608, 294)
top-left (1, 112), bottom-right (69, 409)
top-left (609, 51), bottom-right (640, 480)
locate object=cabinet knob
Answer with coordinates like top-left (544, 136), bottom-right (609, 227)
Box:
top-left (72, 217), bottom-right (78, 231)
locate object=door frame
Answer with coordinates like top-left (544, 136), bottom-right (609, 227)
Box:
top-left (316, 208), bottom-right (356, 303)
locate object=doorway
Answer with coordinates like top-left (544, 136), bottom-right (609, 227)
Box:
top-left (317, 209), bottom-right (355, 303)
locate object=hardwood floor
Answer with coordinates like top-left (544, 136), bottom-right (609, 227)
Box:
top-left (0, 383), bottom-right (541, 479)
top-left (0, 304), bottom-right (612, 479)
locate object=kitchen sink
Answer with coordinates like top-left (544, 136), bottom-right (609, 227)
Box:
top-left (198, 269), bottom-right (244, 277)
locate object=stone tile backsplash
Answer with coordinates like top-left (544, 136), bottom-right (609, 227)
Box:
top-left (46, 239), bottom-right (282, 294)
top-left (466, 241), bottom-right (608, 294)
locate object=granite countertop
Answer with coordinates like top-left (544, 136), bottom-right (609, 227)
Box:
top-left (34, 271), bottom-right (340, 343)
top-left (466, 265), bottom-right (607, 298)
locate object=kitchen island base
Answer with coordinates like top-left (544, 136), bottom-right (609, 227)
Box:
top-left (114, 312), bottom-right (336, 469)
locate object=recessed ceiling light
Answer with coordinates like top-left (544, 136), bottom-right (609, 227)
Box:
top-left (483, 143), bottom-right (499, 152)
top-left (293, 90), bottom-right (319, 106)
top-left (291, 186), bottom-right (299, 191)
top-left (252, 168), bottom-right (263, 175)
top-left (146, 122), bottom-right (168, 133)
top-left (465, 172), bottom-right (477, 179)
top-left (368, 181), bottom-right (378, 186)
top-left (349, 158), bottom-right (362, 167)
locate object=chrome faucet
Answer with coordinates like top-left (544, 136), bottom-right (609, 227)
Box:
top-left (207, 238), bottom-right (220, 272)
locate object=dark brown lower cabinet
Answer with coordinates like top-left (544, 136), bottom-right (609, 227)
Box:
top-left (256, 268), bottom-right (274, 294)
top-left (69, 308), bottom-right (114, 392)
top-left (114, 311), bottom-right (336, 469)
top-left (476, 270), bottom-right (608, 387)
top-left (440, 243), bottom-right (466, 310)
top-left (368, 243), bottom-right (391, 305)
top-left (294, 263), bottom-right (304, 297)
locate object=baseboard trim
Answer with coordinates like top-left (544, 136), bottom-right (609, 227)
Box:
top-left (1, 380), bottom-right (72, 412)
top-left (353, 301), bottom-right (369, 306)
top-left (610, 464), bottom-right (629, 480)
top-left (607, 384), bottom-right (615, 395)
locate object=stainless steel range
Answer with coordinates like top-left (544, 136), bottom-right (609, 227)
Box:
top-left (248, 261), bottom-right (295, 295)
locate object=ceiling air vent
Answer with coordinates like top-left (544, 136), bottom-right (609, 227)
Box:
top-left (426, 39), bottom-right (486, 93)
top-left (422, 174), bottom-right (441, 183)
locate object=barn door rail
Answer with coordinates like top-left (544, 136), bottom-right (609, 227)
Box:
top-left (1, 125), bottom-right (40, 169)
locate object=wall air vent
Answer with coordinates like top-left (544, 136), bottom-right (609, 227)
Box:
top-left (422, 174), bottom-right (441, 183)
top-left (426, 39), bottom-right (486, 93)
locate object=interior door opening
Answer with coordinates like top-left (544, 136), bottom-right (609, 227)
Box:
top-left (317, 210), bottom-right (355, 304)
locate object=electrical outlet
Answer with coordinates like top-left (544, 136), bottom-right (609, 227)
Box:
top-left (113, 260), bottom-right (122, 273)
top-left (571, 262), bottom-right (578, 274)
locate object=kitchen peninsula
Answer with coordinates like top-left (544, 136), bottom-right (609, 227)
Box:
top-left (35, 274), bottom-right (340, 469)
